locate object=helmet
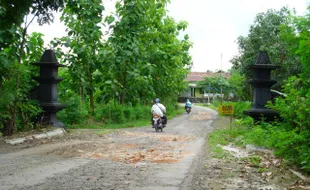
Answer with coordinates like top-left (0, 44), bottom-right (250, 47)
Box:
top-left (155, 98), bottom-right (160, 103)
top-left (186, 99), bottom-right (189, 102)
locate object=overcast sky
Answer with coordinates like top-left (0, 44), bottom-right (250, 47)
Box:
top-left (28, 0), bottom-right (309, 72)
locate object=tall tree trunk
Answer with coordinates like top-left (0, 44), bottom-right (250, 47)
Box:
top-left (89, 69), bottom-right (94, 114)
top-left (120, 68), bottom-right (127, 105)
top-left (80, 85), bottom-right (85, 102)
top-left (2, 107), bottom-right (16, 136)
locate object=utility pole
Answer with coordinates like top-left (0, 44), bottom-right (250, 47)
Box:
top-left (220, 53), bottom-right (223, 105)
top-left (208, 82), bottom-right (210, 104)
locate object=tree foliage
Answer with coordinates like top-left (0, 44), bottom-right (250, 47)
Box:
top-left (0, 0), bottom-right (64, 49)
top-left (228, 70), bottom-right (251, 101)
top-left (0, 32), bottom-right (44, 135)
top-left (197, 74), bottom-right (230, 99)
top-left (0, 0), bottom-right (64, 135)
top-left (98, 0), bottom-right (192, 105)
top-left (52, 0), bottom-right (105, 113)
top-left (1, 0), bottom-right (192, 135)
top-left (232, 6), bottom-right (310, 172)
top-left (231, 7), bottom-right (301, 89)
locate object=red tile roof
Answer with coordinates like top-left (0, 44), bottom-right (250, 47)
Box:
top-left (185, 72), bottom-right (230, 82)
top-left (185, 75), bottom-right (205, 82)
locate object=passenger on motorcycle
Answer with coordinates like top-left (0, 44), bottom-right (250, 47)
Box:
top-left (151, 98), bottom-right (167, 127)
top-left (185, 99), bottom-right (192, 111)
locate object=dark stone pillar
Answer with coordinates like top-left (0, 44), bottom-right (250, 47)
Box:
top-left (244, 51), bottom-right (279, 121)
top-left (31, 50), bottom-right (66, 128)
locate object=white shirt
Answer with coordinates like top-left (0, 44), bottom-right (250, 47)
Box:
top-left (151, 103), bottom-right (166, 117)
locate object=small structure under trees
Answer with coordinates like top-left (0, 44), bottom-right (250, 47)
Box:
top-left (32, 50), bottom-right (66, 128)
top-left (244, 51), bottom-right (279, 121)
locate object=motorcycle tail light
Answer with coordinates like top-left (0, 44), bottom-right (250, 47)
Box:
top-left (153, 114), bottom-right (159, 118)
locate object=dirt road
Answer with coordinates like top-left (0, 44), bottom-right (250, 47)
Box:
top-left (0, 106), bottom-right (218, 190)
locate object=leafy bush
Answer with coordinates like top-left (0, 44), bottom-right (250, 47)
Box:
top-left (95, 102), bottom-right (150, 124)
top-left (123, 106), bottom-right (134, 121)
top-left (239, 122), bottom-right (310, 172)
top-left (264, 76), bottom-right (310, 172)
top-left (110, 103), bottom-right (126, 124)
top-left (212, 98), bottom-right (221, 108)
top-left (94, 101), bottom-right (183, 125)
top-left (268, 76), bottom-right (310, 131)
top-left (132, 104), bottom-right (150, 121)
top-left (57, 94), bottom-right (88, 125)
top-left (17, 100), bottom-right (42, 131)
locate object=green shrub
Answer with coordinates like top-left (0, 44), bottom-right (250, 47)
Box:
top-left (95, 102), bottom-right (151, 124)
top-left (17, 100), bottom-right (42, 131)
top-left (265, 76), bottom-right (310, 172)
top-left (234, 121), bottom-right (310, 173)
top-left (123, 106), bottom-right (134, 121)
top-left (212, 98), bottom-right (221, 108)
top-left (132, 104), bottom-right (150, 120)
top-left (57, 94), bottom-right (88, 125)
top-left (110, 103), bottom-right (126, 124)
top-left (268, 76), bottom-right (310, 131)
top-left (94, 103), bottom-right (111, 123)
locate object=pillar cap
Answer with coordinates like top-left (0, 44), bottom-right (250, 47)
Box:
top-left (31, 50), bottom-right (65, 67)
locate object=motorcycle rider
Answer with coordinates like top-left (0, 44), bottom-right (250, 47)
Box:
top-left (185, 99), bottom-right (192, 112)
top-left (151, 98), bottom-right (167, 127)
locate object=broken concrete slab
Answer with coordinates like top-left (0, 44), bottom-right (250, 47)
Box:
top-left (5, 128), bottom-right (66, 145)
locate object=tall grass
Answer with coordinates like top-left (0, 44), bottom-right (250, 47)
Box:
top-left (59, 99), bottom-right (184, 129)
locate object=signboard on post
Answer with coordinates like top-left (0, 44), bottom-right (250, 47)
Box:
top-left (219, 105), bottom-right (234, 115)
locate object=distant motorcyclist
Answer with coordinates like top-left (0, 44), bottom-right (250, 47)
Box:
top-left (151, 98), bottom-right (167, 127)
top-left (185, 99), bottom-right (192, 112)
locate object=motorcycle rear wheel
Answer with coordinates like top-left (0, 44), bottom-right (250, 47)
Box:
top-left (155, 126), bottom-right (159, 132)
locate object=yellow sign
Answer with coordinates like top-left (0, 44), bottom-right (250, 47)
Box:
top-left (219, 105), bottom-right (234, 115)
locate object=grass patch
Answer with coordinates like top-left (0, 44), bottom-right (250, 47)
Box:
top-left (207, 115), bottom-right (253, 159)
top-left (208, 129), bottom-right (230, 158)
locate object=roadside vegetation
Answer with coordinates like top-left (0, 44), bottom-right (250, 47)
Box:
top-left (0, 0), bottom-right (192, 136)
top-left (193, 6), bottom-right (310, 174)
top-left (203, 98), bottom-right (310, 173)
top-left (1, 0), bottom-right (310, 175)
top-left (59, 102), bottom-right (184, 129)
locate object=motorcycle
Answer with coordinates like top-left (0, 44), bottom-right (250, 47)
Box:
top-left (152, 114), bottom-right (163, 132)
top-left (185, 107), bottom-right (191, 114)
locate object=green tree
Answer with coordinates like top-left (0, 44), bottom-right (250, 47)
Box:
top-left (231, 7), bottom-right (301, 89)
top-left (0, 0), bottom-right (64, 49)
top-left (0, 32), bottom-right (44, 135)
top-left (0, 0), bottom-right (64, 136)
top-left (198, 74), bottom-right (230, 100)
top-left (293, 8), bottom-right (310, 93)
top-left (53, 0), bottom-right (105, 113)
top-left (228, 69), bottom-right (251, 100)
top-left (100, 0), bottom-right (192, 105)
